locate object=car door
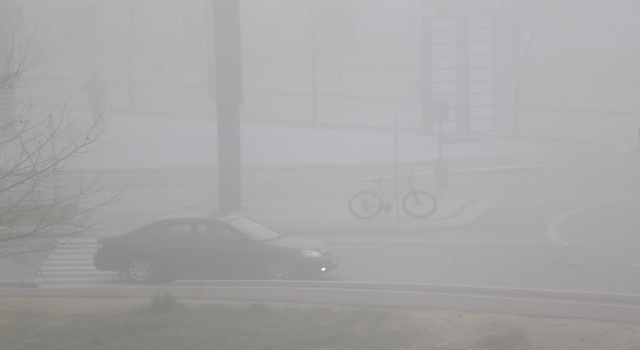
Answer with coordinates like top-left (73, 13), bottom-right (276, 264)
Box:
top-left (151, 222), bottom-right (199, 277)
top-left (194, 224), bottom-right (258, 278)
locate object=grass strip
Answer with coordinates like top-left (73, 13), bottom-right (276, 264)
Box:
top-left (0, 293), bottom-right (408, 350)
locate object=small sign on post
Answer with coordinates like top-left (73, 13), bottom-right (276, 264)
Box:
top-left (433, 98), bottom-right (449, 199)
top-left (434, 159), bottom-right (449, 189)
top-left (433, 98), bottom-right (449, 123)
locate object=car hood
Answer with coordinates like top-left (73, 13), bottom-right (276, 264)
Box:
top-left (263, 235), bottom-right (330, 252)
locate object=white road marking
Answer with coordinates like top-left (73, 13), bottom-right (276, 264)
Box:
top-left (41, 262), bottom-right (94, 267)
top-left (547, 195), bottom-right (640, 247)
top-left (37, 277), bottom-right (117, 283)
top-left (46, 255), bottom-right (95, 260)
top-left (38, 271), bottom-right (116, 276)
top-left (41, 266), bottom-right (101, 271)
top-left (35, 236), bottom-right (122, 287)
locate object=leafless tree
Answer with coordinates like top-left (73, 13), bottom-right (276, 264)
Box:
top-left (98, 0), bottom-right (167, 113)
top-left (490, 0), bottom-right (587, 139)
top-left (253, 0), bottom-right (321, 124)
top-left (251, 0), bottom-right (358, 123)
top-left (318, 1), bottom-right (356, 97)
top-left (0, 13), bottom-right (116, 269)
top-left (51, 1), bottom-right (103, 79)
top-left (426, 0), bottom-right (588, 138)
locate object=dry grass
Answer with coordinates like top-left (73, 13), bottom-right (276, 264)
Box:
top-left (1, 297), bottom-right (640, 350)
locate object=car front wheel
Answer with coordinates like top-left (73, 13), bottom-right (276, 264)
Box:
top-left (125, 256), bottom-right (158, 283)
top-left (266, 257), bottom-right (296, 280)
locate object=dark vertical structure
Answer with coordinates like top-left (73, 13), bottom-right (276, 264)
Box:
top-left (211, 0), bottom-right (244, 211)
top-left (421, 15), bottom-right (433, 135)
top-left (457, 16), bottom-right (470, 135)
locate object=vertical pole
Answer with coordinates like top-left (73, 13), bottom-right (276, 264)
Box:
top-left (205, 0), bottom-right (216, 101)
top-left (212, 0), bottom-right (244, 212)
top-left (462, 16), bottom-right (470, 134)
top-left (310, 0), bottom-right (318, 124)
top-left (433, 99), bottom-right (448, 200)
top-left (217, 105), bottom-right (241, 211)
top-left (512, 2), bottom-right (523, 140)
top-left (438, 123), bottom-right (443, 160)
top-left (438, 121), bottom-right (444, 200)
top-left (394, 115), bottom-right (399, 220)
top-left (561, 20), bottom-right (571, 110)
top-left (128, 0), bottom-right (135, 113)
top-left (422, 16), bottom-right (433, 135)
top-left (512, 55), bottom-right (522, 139)
top-left (457, 16), bottom-right (470, 135)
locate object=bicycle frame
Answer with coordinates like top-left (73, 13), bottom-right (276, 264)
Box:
top-left (375, 177), bottom-right (416, 209)
top-left (349, 174), bottom-right (437, 220)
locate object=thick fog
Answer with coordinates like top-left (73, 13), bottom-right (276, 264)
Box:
top-left (2, 0), bottom-right (640, 330)
top-left (4, 1), bottom-right (639, 164)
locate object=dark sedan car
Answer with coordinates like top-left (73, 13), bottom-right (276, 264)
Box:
top-left (94, 213), bottom-right (340, 283)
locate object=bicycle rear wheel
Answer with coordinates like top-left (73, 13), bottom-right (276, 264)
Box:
top-left (402, 190), bottom-right (437, 218)
top-left (348, 191), bottom-right (384, 219)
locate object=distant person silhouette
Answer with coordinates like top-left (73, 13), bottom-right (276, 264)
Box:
top-left (83, 71), bottom-right (106, 122)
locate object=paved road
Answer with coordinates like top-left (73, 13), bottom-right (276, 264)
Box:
top-left (323, 155), bottom-right (640, 295)
top-left (3, 108), bottom-right (640, 322)
top-left (562, 196), bottom-right (640, 263)
top-left (6, 154), bottom-right (638, 296)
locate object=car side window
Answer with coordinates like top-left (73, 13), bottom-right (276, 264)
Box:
top-left (196, 224), bottom-right (238, 244)
top-left (157, 224), bottom-right (194, 243)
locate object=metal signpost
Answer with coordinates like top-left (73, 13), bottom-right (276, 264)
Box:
top-left (423, 13), bottom-right (495, 197)
top-left (433, 99), bottom-right (449, 199)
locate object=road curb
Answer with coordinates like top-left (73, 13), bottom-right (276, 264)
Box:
top-left (164, 280), bottom-right (640, 306)
top-left (1, 280), bottom-right (639, 306)
top-left (3, 281), bottom-right (640, 323)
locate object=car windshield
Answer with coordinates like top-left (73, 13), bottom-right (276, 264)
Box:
top-left (228, 217), bottom-right (281, 242)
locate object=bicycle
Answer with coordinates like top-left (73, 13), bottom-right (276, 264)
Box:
top-left (348, 175), bottom-right (438, 220)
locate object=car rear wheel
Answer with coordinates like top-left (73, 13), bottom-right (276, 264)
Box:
top-left (266, 257), bottom-right (296, 280)
top-left (125, 256), bottom-right (158, 283)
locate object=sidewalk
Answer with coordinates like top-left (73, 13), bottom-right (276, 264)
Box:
top-left (68, 113), bottom-right (548, 170)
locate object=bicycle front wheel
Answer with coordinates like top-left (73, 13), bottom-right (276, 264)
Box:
top-left (348, 191), bottom-right (384, 220)
top-left (402, 191), bottom-right (437, 218)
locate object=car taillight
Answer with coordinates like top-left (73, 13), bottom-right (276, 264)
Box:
top-left (97, 236), bottom-right (102, 248)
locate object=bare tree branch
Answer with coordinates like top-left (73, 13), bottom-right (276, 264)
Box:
top-left (0, 14), bottom-right (120, 268)
top-left (250, 0), bottom-right (321, 123)
top-left (489, 0), bottom-right (589, 138)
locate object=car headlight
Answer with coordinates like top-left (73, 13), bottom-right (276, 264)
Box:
top-left (300, 250), bottom-right (322, 258)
